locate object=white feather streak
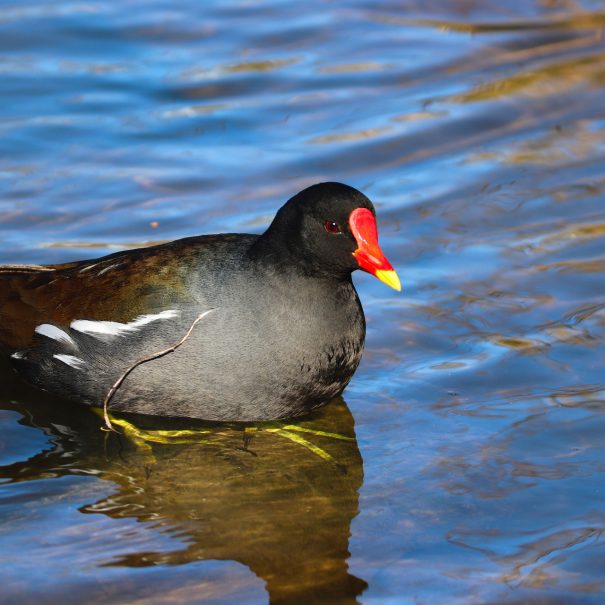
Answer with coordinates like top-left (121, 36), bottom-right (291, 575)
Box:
top-left (35, 324), bottom-right (75, 346)
top-left (53, 354), bottom-right (85, 369)
top-left (70, 310), bottom-right (180, 337)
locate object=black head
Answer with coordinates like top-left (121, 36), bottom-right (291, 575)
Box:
top-left (253, 182), bottom-right (400, 290)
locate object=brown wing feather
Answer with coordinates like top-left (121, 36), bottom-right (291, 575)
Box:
top-left (0, 242), bottom-right (198, 352)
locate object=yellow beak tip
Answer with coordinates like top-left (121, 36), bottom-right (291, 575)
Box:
top-left (375, 269), bottom-right (402, 292)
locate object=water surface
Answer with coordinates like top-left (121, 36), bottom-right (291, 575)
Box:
top-left (1, 0), bottom-right (605, 603)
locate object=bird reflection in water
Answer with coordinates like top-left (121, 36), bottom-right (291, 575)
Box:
top-left (0, 361), bottom-right (367, 605)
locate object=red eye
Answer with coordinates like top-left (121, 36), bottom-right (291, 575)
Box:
top-left (324, 220), bottom-right (341, 234)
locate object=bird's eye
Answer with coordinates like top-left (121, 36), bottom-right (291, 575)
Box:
top-left (324, 220), bottom-right (342, 234)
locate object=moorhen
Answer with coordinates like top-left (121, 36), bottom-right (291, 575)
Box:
top-left (0, 182), bottom-right (400, 421)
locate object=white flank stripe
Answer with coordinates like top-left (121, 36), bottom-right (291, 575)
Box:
top-left (79, 263), bottom-right (100, 273)
top-left (53, 354), bottom-right (85, 369)
top-left (35, 324), bottom-right (75, 346)
top-left (97, 262), bottom-right (122, 276)
top-left (71, 309), bottom-right (180, 337)
top-left (11, 351), bottom-right (26, 360)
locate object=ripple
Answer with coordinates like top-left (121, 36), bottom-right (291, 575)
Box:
top-left (159, 103), bottom-right (229, 119)
top-left (309, 127), bottom-right (392, 145)
top-left (449, 519), bottom-right (605, 590)
top-left (182, 58), bottom-right (300, 81)
top-left (514, 220), bottom-right (605, 254)
top-left (534, 258), bottom-right (605, 274)
top-left (380, 12), bottom-right (605, 34)
top-left (319, 62), bottom-right (389, 74)
top-left (489, 336), bottom-right (548, 351)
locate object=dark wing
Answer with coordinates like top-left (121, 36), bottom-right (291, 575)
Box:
top-left (0, 239), bottom-right (209, 404)
top-left (0, 239), bottom-right (207, 351)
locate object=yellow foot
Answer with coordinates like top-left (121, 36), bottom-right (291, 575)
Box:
top-left (91, 408), bottom-right (353, 468)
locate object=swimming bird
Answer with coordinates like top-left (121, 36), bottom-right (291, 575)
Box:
top-left (0, 182), bottom-right (400, 421)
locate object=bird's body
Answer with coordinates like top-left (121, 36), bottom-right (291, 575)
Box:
top-left (0, 183), bottom-right (399, 421)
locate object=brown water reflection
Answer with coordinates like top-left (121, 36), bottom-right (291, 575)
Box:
top-left (0, 363), bottom-right (365, 605)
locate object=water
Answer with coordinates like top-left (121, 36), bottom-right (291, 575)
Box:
top-left (1, 0), bottom-right (605, 603)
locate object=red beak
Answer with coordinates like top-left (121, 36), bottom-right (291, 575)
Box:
top-left (349, 208), bottom-right (401, 291)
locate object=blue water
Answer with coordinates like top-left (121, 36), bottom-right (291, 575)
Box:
top-left (2, 1), bottom-right (605, 603)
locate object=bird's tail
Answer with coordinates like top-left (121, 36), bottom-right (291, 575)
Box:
top-left (0, 265), bottom-right (59, 353)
